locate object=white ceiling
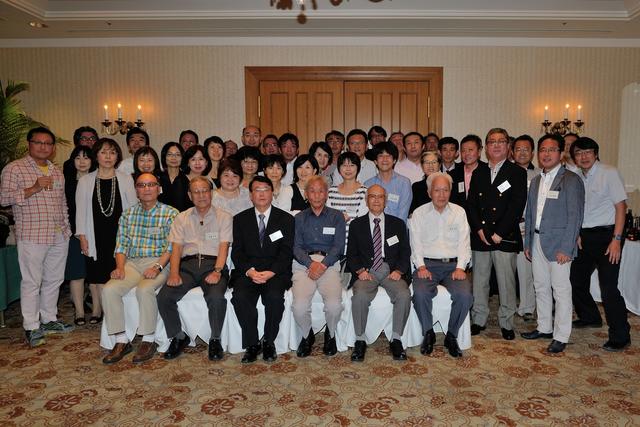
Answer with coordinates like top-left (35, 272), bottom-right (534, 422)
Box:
top-left (1, 0), bottom-right (639, 40)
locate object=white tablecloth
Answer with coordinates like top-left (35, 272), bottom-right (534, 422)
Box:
top-left (589, 240), bottom-right (640, 315)
top-left (100, 284), bottom-right (472, 353)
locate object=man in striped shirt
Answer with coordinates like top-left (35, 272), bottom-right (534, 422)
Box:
top-left (101, 173), bottom-right (178, 365)
top-left (0, 127), bottom-right (73, 347)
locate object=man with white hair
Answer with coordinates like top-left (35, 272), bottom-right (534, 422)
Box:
top-left (409, 172), bottom-right (473, 358)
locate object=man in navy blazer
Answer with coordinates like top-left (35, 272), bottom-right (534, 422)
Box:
top-left (230, 176), bottom-right (295, 363)
top-left (521, 134), bottom-right (584, 354)
top-left (467, 128), bottom-right (527, 340)
top-left (346, 184), bottom-right (412, 362)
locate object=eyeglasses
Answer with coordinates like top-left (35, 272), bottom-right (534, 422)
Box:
top-left (486, 140), bottom-right (508, 146)
top-left (135, 182), bottom-right (159, 189)
top-left (166, 152), bottom-right (182, 158)
top-left (574, 149), bottom-right (595, 156)
top-left (538, 148), bottom-right (560, 154)
top-left (367, 194), bottom-right (386, 200)
top-left (79, 136), bottom-right (97, 142)
top-left (252, 187), bottom-right (272, 193)
top-left (30, 140), bottom-right (54, 147)
top-left (190, 188), bottom-right (211, 194)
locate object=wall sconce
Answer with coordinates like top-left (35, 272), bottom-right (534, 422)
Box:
top-left (101, 103), bottom-right (145, 135)
top-left (541, 104), bottom-right (584, 135)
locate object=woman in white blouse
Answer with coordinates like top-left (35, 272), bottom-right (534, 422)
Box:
top-left (263, 154), bottom-right (293, 211)
top-left (211, 159), bottom-right (252, 216)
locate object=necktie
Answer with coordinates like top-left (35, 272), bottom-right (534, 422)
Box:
top-left (258, 214), bottom-right (266, 246)
top-left (372, 217), bottom-right (383, 272)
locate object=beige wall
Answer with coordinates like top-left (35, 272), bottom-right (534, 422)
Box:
top-left (1, 44), bottom-right (639, 208)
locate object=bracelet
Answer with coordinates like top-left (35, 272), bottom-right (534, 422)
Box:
top-left (153, 262), bottom-right (163, 271)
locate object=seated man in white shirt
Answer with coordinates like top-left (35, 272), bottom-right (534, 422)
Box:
top-left (409, 172), bottom-right (473, 358)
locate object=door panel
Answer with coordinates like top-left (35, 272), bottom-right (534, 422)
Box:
top-left (344, 81), bottom-right (430, 135)
top-left (259, 80), bottom-right (343, 152)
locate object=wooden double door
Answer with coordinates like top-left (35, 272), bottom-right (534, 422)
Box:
top-left (245, 67), bottom-right (442, 153)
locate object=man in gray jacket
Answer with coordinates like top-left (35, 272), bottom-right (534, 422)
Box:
top-left (521, 134), bottom-right (584, 354)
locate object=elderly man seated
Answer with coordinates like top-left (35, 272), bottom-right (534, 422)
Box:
top-left (409, 172), bottom-right (473, 358)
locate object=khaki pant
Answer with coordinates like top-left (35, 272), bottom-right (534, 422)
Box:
top-left (102, 257), bottom-right (169, 336)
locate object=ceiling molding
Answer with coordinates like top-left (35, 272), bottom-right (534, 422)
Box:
top-left (1, 0), bottom-right (45, 18)
top-left (2, 36), bottom-right (639, 48)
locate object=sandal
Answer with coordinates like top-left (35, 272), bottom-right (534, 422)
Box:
top-left (89, 315), bottom-right (103, 324)
top-left (74, 316), bottom-right (86, 326)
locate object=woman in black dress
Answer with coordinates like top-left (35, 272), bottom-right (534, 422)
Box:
top-left (289, 154), bottom-right (320, 214)
top-left (158, 142), bottom-right (192, 212)
top-left (76, 138), bottom-right (137, 324)
top-left (409, 150), bottom-right (441, 216)
top-left (64, 146), bottom-right (95, 325)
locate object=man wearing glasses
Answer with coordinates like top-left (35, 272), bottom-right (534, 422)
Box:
top-left (1, 127), bottom-right (74, 347)
top-left (101, 173), bottom-right (178, 364)
top-left (63, 126), bottom-right (98, 177)
top-left (157, 176), bottom-right (232, 362)
top-left (332, 129), bottom-right (377, 185)
top-left (569, 137), bottom-right (631, 352)
top-left (467, 128), bottom-right (527, 340)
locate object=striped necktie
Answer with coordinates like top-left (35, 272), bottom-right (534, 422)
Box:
top-left (372, 217), bottom-right (383, 272)
top-left (258, 214), bottom-right (266, 246)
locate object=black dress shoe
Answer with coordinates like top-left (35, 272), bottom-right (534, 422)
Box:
top-left (520, 330), bottom-right (553, 340)
top-left (296, 329), bottom-right (315, 358)
top-left (263, 341), bottom-right (277, 362)
top-left (389, 339), bottom-right (407, 360)
top-left (603, 340), bottom-right (631, 352)
top-left (323, 328), bottom-right (337, 356)
top-left (501, 328), bottom-right (515, 340)
top-left (164, 335), bottom-right (190, 360)
top-left (420, 329), bottom-right (436, 355)
top-left (351, 340), bottom-right (367, 362)
top-left (572, 319), bottom-right (603, 329)
top-left (444, 332), bottom-right (463, 358)
top-left (241, 343), bottom-right (262, 364)
top-left (470, 324), bottom-right (486, 336)
top-left (208, 338), bottom-right (224, 361)
top-left (547, 339), bottom-right (566, 353)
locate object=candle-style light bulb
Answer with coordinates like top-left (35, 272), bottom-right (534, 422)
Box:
top-left (137, 105), bottom-right (142, 121)
top-left (103, 104), bottom-right (109, 120)
top-left (117, 103), bottom-right (122, 120)
top-left (564, 104), bottom-right (570, 120)
top-left (577, 105), bottom-right (582, 121)
top-left (544, 105), bottom-right (549, 121)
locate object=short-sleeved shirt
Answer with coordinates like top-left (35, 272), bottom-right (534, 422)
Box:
top-left (115, 202), bottom-right (178, 258)
top-left (580, 161), bottom-right (627, 227)
top-left (169, 206), bottom-right (232, 257)
top-left (0, 155), bottom-right (71, 244)
top-left (364, 172), bottom-right (413, 223)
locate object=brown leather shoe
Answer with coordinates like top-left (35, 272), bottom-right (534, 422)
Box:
top-left (132, 341), bottom-right (156, 364)
top-left (103, 342), bottom-right (133, 365)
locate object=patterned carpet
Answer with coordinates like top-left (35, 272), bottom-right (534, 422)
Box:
top-left (0, 289), bottom-right (639, 426)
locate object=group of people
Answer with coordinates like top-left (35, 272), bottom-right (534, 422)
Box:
top-left (0, 122), bottom-right (631, 366)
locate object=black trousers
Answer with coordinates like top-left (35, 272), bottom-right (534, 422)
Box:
top-left (570, 228), bottom-right (630, 343)
top-left (157, 258), bottom-right (228, 340)
top-left (231, 275), bottom-right (289, 348)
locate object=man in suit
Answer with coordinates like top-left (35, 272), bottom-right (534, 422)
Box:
top-left (439, 137), bottom-right (460, 173)
top-left (292, 176), bottom-right (346, 357)
top-left (521, 134), bottom-right (584, 354)
top-left (467, 128), bottom-right (527, 340)
top-left (231, 176), bottom-right (295, 363)
top-left (346, 184), bottom-right (412, 362)
top-left (410, 173), bottom-right (473, 358)
top-left (448, 134), bottom-right (487, 210)
top-left (157, 176), bottom-right (231, 362)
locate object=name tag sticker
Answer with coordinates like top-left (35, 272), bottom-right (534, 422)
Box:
top-left (53, 181), bottom-right (63, 190)
top-left (497, 180), bottom-right (511, 193)
top-left (149, 227), bottom-right (161, 235)
top-left (458, 182), bottom-right (465, 193)
top-left (547, 190), bottom-right (559, 200)
top-left (323, 227), bottom-right (336, 235)
top-left (388, 193), bottom-right (400, 203)
top-left (269, 230), bottom-right (283, 242)
top-left (387, 235), bottom-right (399, 246)
top-left (205, 232), bottom-right (218, 241)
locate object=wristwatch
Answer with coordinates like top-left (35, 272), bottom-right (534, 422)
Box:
top-left (213, 267), bottom-right (223, 273)
top-left (153, 262), bottom-right (163, 271)
top-left (613, 234), bottom-right (623, 241)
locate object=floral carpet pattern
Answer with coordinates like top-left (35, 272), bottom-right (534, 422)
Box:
top-left (0, 293), bottom-right (639, 426)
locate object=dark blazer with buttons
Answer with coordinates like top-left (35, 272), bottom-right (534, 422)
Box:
top-left (346, 213), bottom-right (411, 287)
top-left (466, 160), bottom-right (527, 252)
top-left (230, 206), bottom-right (295, 286)
top-left (448, 161), bottom-right (488, 210)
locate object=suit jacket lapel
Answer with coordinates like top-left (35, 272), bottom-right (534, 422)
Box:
top-left (549, 166), bottom-right (565, 191)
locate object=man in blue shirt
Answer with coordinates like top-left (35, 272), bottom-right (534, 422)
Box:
top-left (365, 142), bottom-right (412, 223)
top-left (292, 176), bottom-right (346, 358)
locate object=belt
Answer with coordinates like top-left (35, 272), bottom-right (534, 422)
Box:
top-left (308, 251), bottom-right (327, 256)
top-left (182, 254), bottom-right (217, 262)
top-left (424, 257), bottom-right (457, 263)
top-left (534, 229), bottom-right (540, 234)
top-left (581, 225), bottom-right (614, 233)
